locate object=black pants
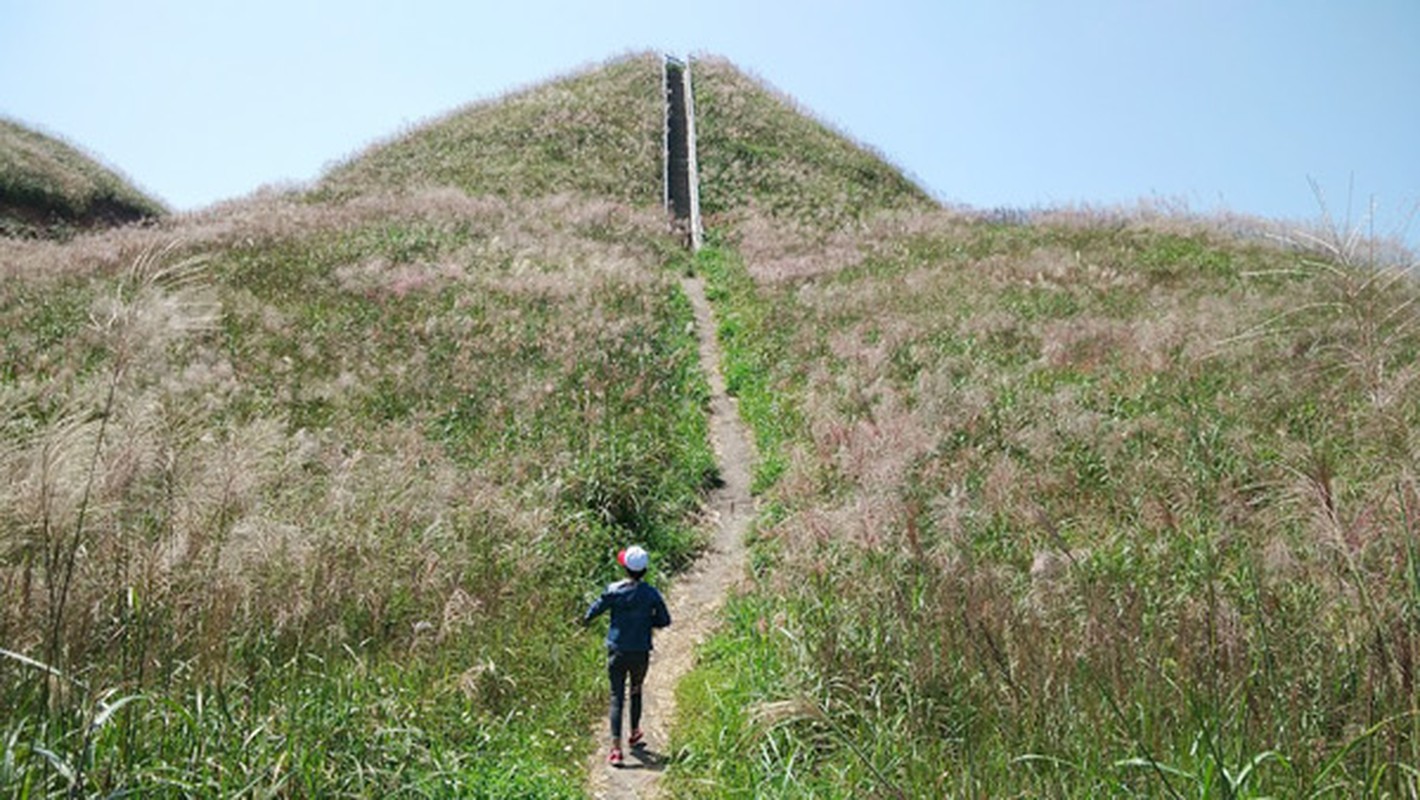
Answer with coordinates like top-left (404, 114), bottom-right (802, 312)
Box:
top-left (607, 649), bottom-right (650, 742)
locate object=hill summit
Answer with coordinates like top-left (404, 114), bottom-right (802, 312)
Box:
top-left (316, 53), bottom-right (665, 205)
top-left (315, 52), bottom-right (933, 228)
top-left (690, 56), bottom-right (934, 229)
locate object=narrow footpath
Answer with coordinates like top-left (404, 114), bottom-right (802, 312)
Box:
top-left (585, 274), bottom-right (755, 799)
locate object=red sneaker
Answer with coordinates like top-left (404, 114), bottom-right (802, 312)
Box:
top-left (608, 746), bottom-right (624, 767)
top-left (628, 729), bottom-right (645, 748)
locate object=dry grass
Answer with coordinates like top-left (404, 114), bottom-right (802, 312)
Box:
top-left (0, 50), bottom-right (720, 795)
top-left (0, 181), bottom-right (691, 659)
top-left (1, 118), bottom-right (164, 238)
top-left (1, 157), bottom-right (709, 794)
top-left (676, 207), bottom-right (1420, 795)
top-left (691, 56), bottom-right (935, 235)
top-left (7, 253), bottom-right (441, 670)
top-left (316, 52), bottom-right (664, 206)
top-left (0, 186), bottom-right (666, 282)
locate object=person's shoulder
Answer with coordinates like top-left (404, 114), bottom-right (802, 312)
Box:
top-left (606, 578), bottom-right (634, 593)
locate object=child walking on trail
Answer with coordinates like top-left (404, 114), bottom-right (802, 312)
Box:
top-left (583, 546), bottom-right (671, 767)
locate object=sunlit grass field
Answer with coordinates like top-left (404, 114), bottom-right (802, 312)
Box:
top-left (0, 54), bottom-right (720, 796)
top-left (672, 212), bottom-right (1420, 796)
top-left (317, 53), bottom-right (663, 206)
top-left (4, 49), bottom-right (1417, 798)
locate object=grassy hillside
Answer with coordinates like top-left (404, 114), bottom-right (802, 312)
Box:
top-left (691, 57), bottom-right (934, 232)
top-left (0, 119), bottom-right (165, 239)
top-left (317, 53), bottom-right (663, 205)
top-left (673, 208), bottom-right (1420, 795)
top-left (6, 48), bottom-right (1416, 798)
top-left (0, 56), bottom-right (710, 796)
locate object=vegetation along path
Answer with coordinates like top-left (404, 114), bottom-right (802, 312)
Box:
top-left (586, 273), bottom-right (755, 799)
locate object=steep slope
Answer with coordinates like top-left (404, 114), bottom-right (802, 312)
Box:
top-left (0, 118), bottom-right (165, 239)
top-left (317, 52), bottom-right (663, 205)
top-left (691, 56), bottom-right (934, 231)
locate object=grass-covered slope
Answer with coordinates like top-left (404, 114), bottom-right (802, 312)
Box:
top-left (9, 47), bottom-right (1413, 798)
top-left (1, 195), bottom-right (711, 798)
top-left (691, 57), bottom-right (934, 232)
top-left (0, 56), bottom-right (710, 796)
top-left (673, 209), bottom-right (1420, 796)
top-left (317, 53), bottom-right (664, 205)
top-left (0, 118), bottom-right (165, 239)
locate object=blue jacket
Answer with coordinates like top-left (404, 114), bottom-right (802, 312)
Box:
top-left (584, 579), bottom-right (670, 652)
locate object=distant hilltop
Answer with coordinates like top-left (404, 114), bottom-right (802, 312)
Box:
top-left (0, 118), bottom-right (165, 240)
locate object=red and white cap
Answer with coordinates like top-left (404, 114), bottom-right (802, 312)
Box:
top-left (617, 546), bottom-right (649, 572)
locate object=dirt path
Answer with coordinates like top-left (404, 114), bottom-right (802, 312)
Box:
top-left (585, 275), bottom-right (755, 799)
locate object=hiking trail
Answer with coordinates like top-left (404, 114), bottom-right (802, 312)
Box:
top-left (585, 273), bottom-right (755, 799)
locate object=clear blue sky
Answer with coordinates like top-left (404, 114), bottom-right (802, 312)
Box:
top-left (3, 1), bottom-right (1417, 243)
